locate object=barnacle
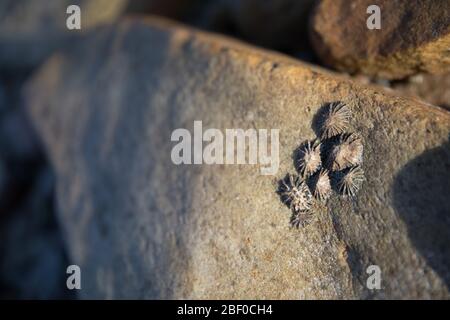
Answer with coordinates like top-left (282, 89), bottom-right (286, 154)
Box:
top-left (278, 174), bottom-right (313, 213)
top-left (337, 165), bottom-right (365, 197)
top-left (290, 211), bottom-right (314, 228)
top-left (319, 102), bottom-right (351, 139)
top-left (296, 140), bottom-right (322, 177)
top-left (311, 169), bottom-right (332, 202)
top-left (326, 133), bottom-right (363, 171)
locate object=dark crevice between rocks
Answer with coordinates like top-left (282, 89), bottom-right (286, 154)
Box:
top-left (311, 101), bottom-right (333, 139)
top-left (65, 27), bottom-right (195, 298)
top-left (392, 139), bottom-right (450, 290)
top-left (327, 205), bottom-right (381, 299)
top-left (344, 244), bottom-right (379, 299)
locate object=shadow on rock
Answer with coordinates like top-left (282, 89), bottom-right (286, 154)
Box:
top-left (392, 139), bottom-right (450, 289)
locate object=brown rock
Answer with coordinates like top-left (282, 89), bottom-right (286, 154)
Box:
top-left (0, 0), bottom-right (128, 69)
top-left (26, 17), bottom-right (450, 299)
top-left (310, 0), bottom-right (450, 79)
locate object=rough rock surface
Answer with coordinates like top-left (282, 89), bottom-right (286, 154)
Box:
top-left (310, 0), bottom-right (450, 79)
top-left (26, 18), bottom-right (450, 299)
top-left (0, 0), bottom-right (127, 69)
top-left (0, 158), bottom-right (4, 198)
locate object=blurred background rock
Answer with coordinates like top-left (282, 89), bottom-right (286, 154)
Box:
top-left (0, 0), bottom-right (448, 298)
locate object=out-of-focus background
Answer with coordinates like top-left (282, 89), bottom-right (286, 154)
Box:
top-left (0, 0), bottom-right (449, 299)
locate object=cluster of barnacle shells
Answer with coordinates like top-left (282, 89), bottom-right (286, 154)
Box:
top-left (278, 102), bottom-right (365, 228)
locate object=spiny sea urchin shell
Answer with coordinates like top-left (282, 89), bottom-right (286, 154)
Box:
top-left (326, 133), bottom-right (363, 171)
top-left (278, 174), bottom-right (313, 213)
top-left (319, 102), bottom-right (351, 139)
top-left (296, 140), bottom-right (322, 177)
top-left (337, 165), bottom-right (365, 197)
top-left (290, 211), bottom-right (314, 228)
top-left (311, 169), bottom-right (332, 202)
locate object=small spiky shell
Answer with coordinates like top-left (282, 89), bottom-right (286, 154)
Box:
top-left (278, 174), bottom-right (313, 213)
top-left (311, 169), bottom-right (332, 202)
top-left (326, 133), bottom-right (363, 171)
top-left (296, 140), bottom-right (322, 177)
top-left (337, 165), bottom-right (365, 197)
top-left (319, 102), bottom-right (351, 139)
top-left (290, 211), bottom-right (314, 228)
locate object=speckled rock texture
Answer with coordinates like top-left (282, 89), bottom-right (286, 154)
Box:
top-left (26, 17), bottom-right (450, 299)
top-left (0, 0), bottom-right (127, 69)
top-left (128, 0), bottom-right (317, 55)
top-left (310, 0), bottom-right (450, 80)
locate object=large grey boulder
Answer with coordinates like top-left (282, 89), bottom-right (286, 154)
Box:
top-left (26, 17), bottom-right (450, 299)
